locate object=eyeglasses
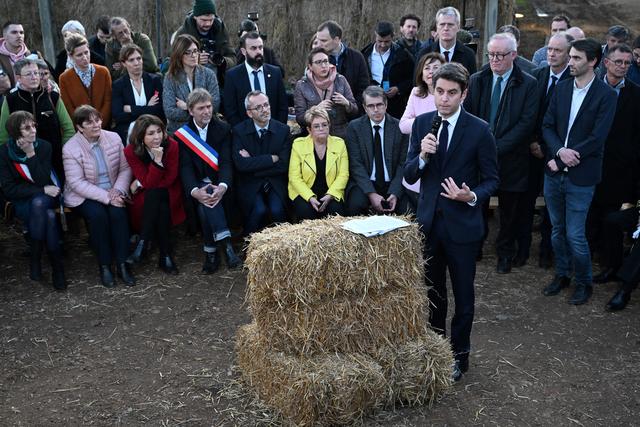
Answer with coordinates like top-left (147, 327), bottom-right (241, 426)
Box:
top-left (609, 59), bottom-right (632, 67)
top-left (311, 122), bottom-right (329, 130)
top-left (248, 102), bottom-right (270, 112)
top-left (183, 49), bottom-right (199, 56)
top-left (486, 51), bottom-right (513, 61)
top-left (365, 102), bottom-right (386, 110)
top-left (312, 59), bottom-right (330, 66)
top-left (20, 71), bottom-right (40, 78)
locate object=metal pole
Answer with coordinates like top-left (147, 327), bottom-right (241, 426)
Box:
top-left (483, 0), bottom-right (499, 65)
top-left (37, 0), bottom-right (56, 63)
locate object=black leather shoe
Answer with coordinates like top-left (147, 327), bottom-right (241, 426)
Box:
top-left (538, 253), bottom-right (552, 269)
top-left (126, 240), bottom-right (146, 265)
top-left (452, 359), bottom-right (468, 382)
top-left (100, 265), bottom-right (115, 288)
top-left (606, 286), bottom-right (631, 311)
top-left (593, 268), bottom-right (618, 284)
top-left (496, 257), bottom-right (512, 274)
top-left (221, 239), bottom-right (243, 269)
top-left (512, 255), bottom-right (528, 268)
top-left (49, 250), bottom-right (67, 291)
top-left (202, 252), bottom-right (220, 274)
top-left (158, 255), bottom-right (179, 275)
top-left (117, 263), bottom-right (136, 286)
top-left (543, 276), bottom-right (570, 296)
top-left (568, 284), bottom-right (592, 305)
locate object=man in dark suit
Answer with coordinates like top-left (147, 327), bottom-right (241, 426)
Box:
top-left (588, 44), bottom-right (640, 284)
top-left (177, 88), bottom-right (242, 273)
top-left (415, 7), bottom-right (477, 76)
top-left (361, 21), bottom-right (415, 119)
top-left (316, 20), bottom-right (370, 108)
top-left (464, 33), bottom-right (538, 274)
top-left (231, 90), bottom-right (291, 234)
top-left (519, 32), bottom-right (573, 269)
top-left (223, 31), bottom-right (287, 127)
top-left (404, 63), bottom-right (498, 381)
top-left (541, 38), bottom-right (617, 305)
top-left (345, 85), bottom-right (409, 215)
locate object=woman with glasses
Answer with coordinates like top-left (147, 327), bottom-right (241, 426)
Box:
top-left (0, 111), bottom-right (66, 290)
top-left (293, 47), bottom-right (358, 139)
top-left (59, 33), bottom-right (112, 128)
top-left (162, 34), bottom-right (220, 133)
top-left (63, 105), bottom-right (135, 288)
top-left (111, 44), bottom-right (164, 144)
top-left (288, 105), bottom-right (348, 220)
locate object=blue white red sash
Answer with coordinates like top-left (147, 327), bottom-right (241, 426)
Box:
top-left (174, 124), bottom-right (219, 171)
top-left (13, 162), bottom-right (61, 187)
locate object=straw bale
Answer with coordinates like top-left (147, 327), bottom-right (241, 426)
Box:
top-left (253, 285), bottom-right (429, 355)
top-left (245, 216), bottom-right (424, 307)
top-left (236, 323), bottom-right (389, 426)
top-left (376, 329), bottom-right (454, 406)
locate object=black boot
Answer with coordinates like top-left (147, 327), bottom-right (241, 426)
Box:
top-left (117, 263), bottom-right (136, 286)
top-left (100, 265), bottom-right (115, 288)
top-left (220, 238), bottom-right (242, 269)
top-left (202, 251), bottom-right (220, 274)
top-left (29, 239), bottom-right (43, 281)
top-left (48, 250), bottom-right (67, 291)
top-left (606, 282), bottom-right (634, 311)
top-left (158, 254), bottom-right (179, 275)
top-left (126, 240), bottom-right (146, 265)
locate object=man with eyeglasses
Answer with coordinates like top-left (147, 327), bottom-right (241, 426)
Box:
top-left (345, 85), bottom-right (408, 216)
top-left (596, 25), bottom-right (630, 78)
top-left (231, 90), bottom-right (291, 234)
top-left (223, 32), bottom-right (287, 126)
top-left (361, 21), bottom-right (414, 119)
top-left (541, 38), bottom-right (617, 305)
top-left (587, 44), bottom-right (640, 291)
top-left (0, 58), bottom-right (74, 180)
top-left (463, 33), bottom-right (537, 274)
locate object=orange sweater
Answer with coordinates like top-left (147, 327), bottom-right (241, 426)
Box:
top-left (59, 64), bottom-right (112, 128)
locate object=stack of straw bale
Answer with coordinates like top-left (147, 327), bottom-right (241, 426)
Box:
top-left (237, 216), bottom-right (453, 425)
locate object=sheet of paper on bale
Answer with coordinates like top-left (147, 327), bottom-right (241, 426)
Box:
top-left (237, 216), bottom-right (454, 426)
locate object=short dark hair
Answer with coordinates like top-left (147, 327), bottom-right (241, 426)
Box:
top-left (307, 47), bottom-right (328, 65)
top-left (400, 14), bottom-right (421, 28)
top-left (571, 38), bottom-right (603, 67)
top-left (5, 111), bottom-right (35, 140)
top-left (432, 62), bottom-right (469, 92)
top-left (240, 31), bottom-right (261, 48)
top-left (498, 24), bottom-right (520, 43)
top-left (606, 25), bottom-right (630, 41)
top-left (129, 114), bottom-right (167, 156)
top-left (607, 43), bottom-right (633, 57)
top-left (375, 21), bottom-right (394, 38)
top-left (317, 20), bottom-right (342, 39)
top-left (362, 85), bottom-right (387, 104)
top-left (119, 43), bottom-right (142, 62)
top-left (552, 15), bottom-right (571, 27)
top-left (2, 21), bottom-right (21, 35)
top-left (96, 15), bottom-right (111, 34)
top-left (72, 105), bottom-right (102, 130)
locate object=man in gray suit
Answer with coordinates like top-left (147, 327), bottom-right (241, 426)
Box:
top-left (345, 85), bottom-right (409, 215)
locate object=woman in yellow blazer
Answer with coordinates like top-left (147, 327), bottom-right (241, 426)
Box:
top-left (288, 105), bottom-right (349, 220)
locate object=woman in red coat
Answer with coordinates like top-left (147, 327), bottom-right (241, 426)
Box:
top-left (124, 114), bottom-right (185, 274)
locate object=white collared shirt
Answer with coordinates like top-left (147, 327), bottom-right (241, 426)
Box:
top-left (439, 42), bottom-right (456, 61)
top-left (370, 47), bottom-right (390, 84)
top-left (548, 65), bottom-right (568, 92)
top-left (369, 117), bottom-right (390, 182)
top-left (254, 122), bottom-right (269, 136)
top-left (564, 75), bottom-right (596, 148)
top-left (492, 67), bottom-right (513, 101)
top-left (189, 122), bottom-right (228, 194)
top-left (130, 78), bottom-right (147, 106)
top-left (244, 61), bottom-right (266, 92)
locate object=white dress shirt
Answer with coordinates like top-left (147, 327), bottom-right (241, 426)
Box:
top-left (244, 61), bottom-right (266, 92)
top-left (370, 48), bottom-right (390, 84)
top-left (369, 117), bottom-right (390, 182)
top-left (190, 122), bottom-right (227, 195)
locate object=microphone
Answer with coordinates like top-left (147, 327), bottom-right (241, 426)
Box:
top-left (424, 115), bottom-right (442, 159)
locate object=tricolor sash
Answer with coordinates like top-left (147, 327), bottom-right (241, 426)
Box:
top-left (13, 162), bottom-right (61, 187)
top-left (174, 124), bottom-right (219, 171)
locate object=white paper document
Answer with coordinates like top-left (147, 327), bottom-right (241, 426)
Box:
top-left (340, 216), bottom-right (411, 237)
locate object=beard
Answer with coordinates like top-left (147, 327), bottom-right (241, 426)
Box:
top-left (246, 54), bottom-right (264, 68)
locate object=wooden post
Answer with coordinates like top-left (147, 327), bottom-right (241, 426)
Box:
top-left (483, 0), bottom-right (499, 65)
top-left (37, 0), bottom-right (56, 63)
top-left (155, 0), bottom-right (163, 59)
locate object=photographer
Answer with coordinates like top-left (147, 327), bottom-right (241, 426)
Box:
top-left (174, 0), bottom-right (236, 86)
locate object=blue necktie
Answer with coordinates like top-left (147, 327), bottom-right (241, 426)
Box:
top-left (489, 76), bottom-right (503, 131)
top-left (252, 70), bottom-right (261, 91)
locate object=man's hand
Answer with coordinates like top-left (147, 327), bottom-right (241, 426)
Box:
top-left (193, 184), bottom-right (216, 207)
top-left (547, 159), bottom-right (560, 172)
top-left (440, 177), bottom-right (474, 203)
top-left (209, 184), bottom-right (227, 208)
top-left (368, 193), bottom-right (385, 212)
top-left (385, 194), bottom-right (397, 212)
top-left (239, 149), bottom-right (251, 158)
top-left (198, 52), bottom-right (210, 66)
top-left (420, 133), bottom-right (437, 161)
top-left (385, 86), bottom-right (399, 98)
top-left (558, 147), bottom-right (580, 167)
top-left (530, 142), bottom-right (544, 159)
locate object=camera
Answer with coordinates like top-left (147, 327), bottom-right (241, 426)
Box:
top-left (247, 11), bottom-right (259, 21)
top-left (200, 39), bottom-right (225, 66)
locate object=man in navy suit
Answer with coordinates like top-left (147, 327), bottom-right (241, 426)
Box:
top-left (404, 63), bottom-right (498, 381)
top-left (231, 90), bottom-right (291, 234)
top-left (223, 32), bottom-right (288, 126)
top-left (541, 38), bottom-right (617, 305)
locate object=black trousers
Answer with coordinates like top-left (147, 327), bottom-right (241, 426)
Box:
top-left (75, 199), bottom-right (129, 265)
top-left (140, 188), bottom-right (171, 255)
top-left (586, 200), bottom-right (620, 258)
top-left (292, 196), bottom-right (344, 220)
top-left (495, 190), bottom-right (528, 259)
top-left (424, 212), bottom-right (479, 360)
top-left (516, 156), bottom-right (552, 259)
top-left (618, 239), bottom-right (640, 285)
top-left (600, 207), bottom-right (639, 271)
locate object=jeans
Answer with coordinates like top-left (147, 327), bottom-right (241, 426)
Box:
top-left (244, 189), bottom-right (287, 234)
top-left (544, 173), bottom-right (595, 285)
top-left (75, 199), bottom-right (130, 265)
top-left (13, 194), bottom-right (61, 251)
top-left (195, 183), bottom-right (231, 252)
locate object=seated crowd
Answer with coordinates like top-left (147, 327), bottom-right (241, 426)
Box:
top-left (0, 2), bottom-right (638, 322)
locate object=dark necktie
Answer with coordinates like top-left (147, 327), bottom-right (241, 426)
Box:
top-left (373, 125), bottom-right (385, 193)
top-left (259, 128), bottom-right (267, 140)
top-left (252, 70), bottom-right (261, 91)
top-left (437, 120), bottom-right (450, 161)
top-left (489, 76), bottom-right (503, 131)
top-left (545, 75), bottom-right (558, 104)
top-left (443, 50), bottom-right (450, 62)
